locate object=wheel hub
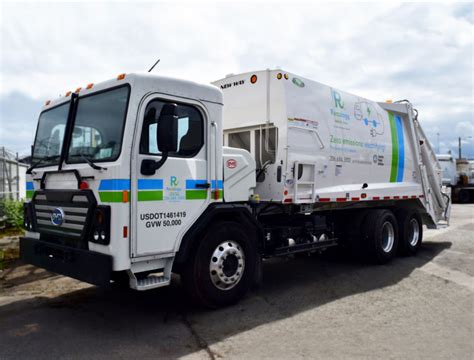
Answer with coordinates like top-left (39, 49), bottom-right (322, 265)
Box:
top-left (381, 221), bottom-right (395, 253)
top-left (209, 241), bottom-right (245, 291)
top-left (409, 218), bottom-right (420, 246)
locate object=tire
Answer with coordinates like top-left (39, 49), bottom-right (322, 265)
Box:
top-left (395, 209), bottom-right (423, 256)
top-left (330, 210), bottom-right (368, 260)
top-left (181, 221), bottom-right (258, 308)
top-left (361, 209), bottom-right (398, 264)
top-left (458, 190), bottom-right (470, 204)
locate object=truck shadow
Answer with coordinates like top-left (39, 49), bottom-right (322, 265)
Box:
top-left (0, 240), bottom-right (451, 359)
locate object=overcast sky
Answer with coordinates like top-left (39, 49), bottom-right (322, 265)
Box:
top-left (0, 2), bottom-right (473, 158)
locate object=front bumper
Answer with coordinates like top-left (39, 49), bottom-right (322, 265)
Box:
top-left (20, 237), bottom-right (113, 286)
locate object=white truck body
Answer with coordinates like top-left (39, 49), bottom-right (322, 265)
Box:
top-left (213, 70), bottom-right (448, 228)
top-left (21, 70), bottom-right (450, 307)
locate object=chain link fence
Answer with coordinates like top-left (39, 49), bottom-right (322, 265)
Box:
top-left (0, 146), bottom-right (29, 200)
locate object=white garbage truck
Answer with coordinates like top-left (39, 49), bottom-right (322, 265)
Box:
top-left (21, 69), bottom-right (450, 307)
top-left (436, 153), bottom-right (474, 203)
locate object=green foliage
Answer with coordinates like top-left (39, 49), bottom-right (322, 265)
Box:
top-left (0, 199), bottom-right (24, 229)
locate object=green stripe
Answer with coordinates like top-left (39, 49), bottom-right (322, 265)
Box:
top-left (389, 112), bottom-right (398, 183)
top-left (138, 190), bottom-right (163, 201)
top-left (99, 191), bottom-right (125, 202)
top-left (186, 190), bottom-right (208, 200)
top-left (26, 190), bottom-right (34, 199)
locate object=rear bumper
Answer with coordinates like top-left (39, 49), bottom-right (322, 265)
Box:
top-left (20, 237), bottom-right (113, 286)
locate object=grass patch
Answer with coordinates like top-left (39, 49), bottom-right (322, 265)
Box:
top-left (0, 247), bottom-right (20, 270)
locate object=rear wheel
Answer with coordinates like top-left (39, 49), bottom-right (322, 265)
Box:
top-left (396, 209), bottom-right (423, 256)
top-left (182, 221), bottom-right (258, 308)
top-left (362, 209), bottom-right (398, 264)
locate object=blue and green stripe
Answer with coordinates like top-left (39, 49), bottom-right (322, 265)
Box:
top-left (98, 178), bottom-right (223, 202)
top-left (26, 182), bottom-right (34, 199)
top-left (99, 179), bottom-right (130, 202)
top-left (388, 112), bottom-right (405, 183)
top-left (138, 179), bottom-right (163, 201)
top-left (185, 179), bottom-right (223, 200)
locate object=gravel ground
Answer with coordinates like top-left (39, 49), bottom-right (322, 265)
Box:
top-left (0, 205), bottom-right (472, 359)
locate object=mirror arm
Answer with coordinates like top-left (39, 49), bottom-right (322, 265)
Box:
top-left (153, 151), bottom-right (168, 171)
top-left (140, 152), bottom-right (169, 175)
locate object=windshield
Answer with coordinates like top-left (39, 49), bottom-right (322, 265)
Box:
top-left (31, 85), bottom-right (130, 169)
top-left (31, 102), bottom-right (70, 168)
top-left (67, 86), bottom-right (130, 164)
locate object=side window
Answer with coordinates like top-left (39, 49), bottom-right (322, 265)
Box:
top-left (140, 100), bottom-right (204, 157)
top-left (228, 131), bottom-right (251, 152)
top-left (255, 127), bottom-right (277, 168)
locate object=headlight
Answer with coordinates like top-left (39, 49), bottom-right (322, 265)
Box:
top-left (89, 206), bottom-right (110, 245)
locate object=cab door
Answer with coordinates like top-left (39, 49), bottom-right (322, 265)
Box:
top-left (131, 95), bottom-right (210, 257)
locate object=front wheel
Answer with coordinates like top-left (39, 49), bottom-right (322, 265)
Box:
top-left (182, 221), bottom-right (258, 308)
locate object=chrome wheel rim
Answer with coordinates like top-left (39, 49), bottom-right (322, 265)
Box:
top-left (409, 218), bottom-right (420, 246)
top-left (209, 241), bottom-right (245, 291)
top-left (381, 221), bottom-right (395, 253)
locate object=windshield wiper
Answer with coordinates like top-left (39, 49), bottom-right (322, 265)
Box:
top-left (26, 155), bottom-right (60, 174)
top-left (70, 153), bottom-right (107, 171)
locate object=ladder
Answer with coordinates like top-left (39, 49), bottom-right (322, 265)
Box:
top-left (293, 161), bottom-right (317, 203)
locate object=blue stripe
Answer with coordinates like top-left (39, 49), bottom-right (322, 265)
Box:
top-left (138, 179), bottom-right (163, 190)
top-left (26, 182), bottom-right (34, 190)
top-left (186, 179), bottom-right (208, 189)
top-left (99, 179), bottom-right (130, 191)
top-left (395, 115), bottom-right (405, 182)
top-left (211, 180), bottom-right (223, 189)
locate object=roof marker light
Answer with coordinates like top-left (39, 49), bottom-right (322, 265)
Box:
top-left (250, 74), bottom-right (257, 84)
top-left (65, 91), bottom-right (72, 97)
top-left (45, 100), bottom-right (51, 106)
top-left (117, 73), bottom-right (126, 80)
top-left (277, 73), bottom-right (282, 80)
top-left (86, 83), bottom-right (94, 89)
top-left (75, 87), bottom-right (82, 93)
top-left (284, 73), bottom-right (289, 80)
top-left (386, 99), bottom-right (393, 103)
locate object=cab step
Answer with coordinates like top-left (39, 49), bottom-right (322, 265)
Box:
top-left (127, 270), bottom-right (171, 291)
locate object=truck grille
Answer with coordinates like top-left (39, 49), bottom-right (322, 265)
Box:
top-left (31, 191), bottom-right (96, 247)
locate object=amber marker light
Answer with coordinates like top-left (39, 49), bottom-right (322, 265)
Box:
top-left (284, 73), bottom-right (289, 80)
top-left (250, 74), bottom-right (258, 84)
top-left (45, 100), bottom-right (51, 106)
top-left (65, 91), bottom-right (72, 97)
top-left (75, 87), bottom-right (82, 93)
top-left (117, 73), bottom-right (126, 80)
top-left (277, 73), bottom-right (282, 80)
top-left (86, 83), bottom-right (94, 89)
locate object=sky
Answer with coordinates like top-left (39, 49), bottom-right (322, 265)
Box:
top-left (0, 1), bottom-right (473, 158)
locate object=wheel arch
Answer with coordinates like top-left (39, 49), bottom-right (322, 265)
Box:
top-left (173, 203), bottom-right (263, 271)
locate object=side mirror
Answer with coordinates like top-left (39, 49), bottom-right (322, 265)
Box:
top-left (141, 103), bottom-right (179, 176)
top-left (157, 103), bottom-right (179, 153)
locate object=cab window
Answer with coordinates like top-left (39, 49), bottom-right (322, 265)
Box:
top-left (140, 100), bottom-right (204, 157)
